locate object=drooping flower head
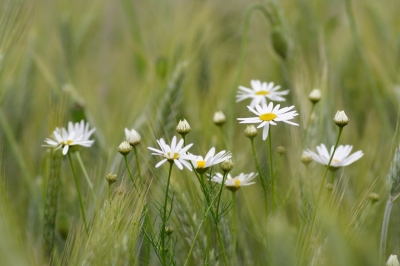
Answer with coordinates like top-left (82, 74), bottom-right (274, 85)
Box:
top-left (43, 120), bottom-right (96, 155)
top-left (191, 147), bottom-right (232, 174)
top-left (211, 172), bottom-right (257, 192)
top-left (304, 144), bottom-right (363, 171)
top-left (236, 80), bottom-right (289, 108)
top-left (148, 136), bottom-right (195, 170)
top-left (237, 102), bottom-right (299, 140)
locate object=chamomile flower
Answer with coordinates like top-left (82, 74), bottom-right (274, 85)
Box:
top-left (125, 128), bottom-right (141, 146)
top-left (237, 102), bottom-right (299, 140)
top-left (211, 172), bottom-right (257, 192)
top-left (236, 80), bottom-right (289, 108)
top-left (148, 136), bottom-right (195, 170)
top-left (43, 120), bottom-right (96, 155)
top-left (191, 147), bottom-right (232, 174)
top-left (305, 144), bottom-right (364, 171)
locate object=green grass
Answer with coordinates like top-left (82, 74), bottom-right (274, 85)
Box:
top-left (1, 0), bottom-right (400, 265)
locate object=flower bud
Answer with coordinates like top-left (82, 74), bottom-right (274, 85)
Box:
top-left (125, 128), bottom-right (141, 146)
top-left (213, 111), bottom-right (226, 126)
top-left (220, 159), bottom-right (234, 173)
top-left (277, 146), bottom-right (286, 155)
top-left (165, 225), bottom-right (174, 236)
top-left (118, 141), bottom-right (132, 156)
top-left (176, 119), bottom-right (191, 136)
top-left (387, 255), bottom-right (400, 266)
top-left (368, 192), bottom-right (380, 204)
top-left (244, 125), bottom-right (258, 139)
top-left (333, 110), bottom-right (349, 127)
top-left (300, 152), bottom-right (313, 165)
top-left (309, 89), bottom-right (321, 104)
top-left (271, 26), bottom-right (291, 60)
top-left (106, 173), bottom-right (118, 185)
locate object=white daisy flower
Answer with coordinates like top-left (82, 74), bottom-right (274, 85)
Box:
top-left (43, 120), bottom-right (96, 155)
top-left (236, 80), bottom-right (289, 108)
top-left (148, 136), bottom-right (195, 170)
top-left (211, 172), bottom-right (257, 192)
top-left (237, 102), bottom-right (299, 140)
top-left (191, 147), bottom-right (232, 174)
top-left (305, 144), bottom-right (364, 171)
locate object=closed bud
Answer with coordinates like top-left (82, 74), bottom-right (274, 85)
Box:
top-left (244, 125), bottom-right (258, 139)
top-left (387, 255), bottom-right (400, 266)
top-left (277, 146), bottom-right (286, 155)
top-left (309, 89), bottom-right (321, 104)
top-left (165, 225), bottom-right (174, 236)
top-left (213, 111), bottom-right (226, 126)
top-left (125, 128), bottom-right (141, 146)
top-left (176, 119), bottom-right (191, 136)
top-left (118, 141), bottom-right (132, 156)
top-left (106, 173), bottom-right (118, 185)
top-left (333, 110), bottom-right (349, 127)
top-left (271, 26), bottom-right (291, 60)
top-left (368, 192), bottom-right (380, 204)
top-left (301, 152), bottom-right (313, 165)
top-left (221, 159), bottom-right (234, 173)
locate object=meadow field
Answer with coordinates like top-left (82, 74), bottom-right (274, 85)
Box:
top-left (1, 0), bottom-right (400, 265)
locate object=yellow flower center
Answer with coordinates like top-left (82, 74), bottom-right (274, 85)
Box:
top-left (197, 160), bottom-right (206, 168)
top-left (234, 179), bottom-right (241, 187)
top-left (259, 113), bottom-right (277, 121)
top-left (167, 152), bottom-right (179, 160)
top-left (66, 139), bottom-right (73, 145)
top-left (255, 90), bottom-right (269, 95)
top-left (333, 158), bottom-right (339, 163)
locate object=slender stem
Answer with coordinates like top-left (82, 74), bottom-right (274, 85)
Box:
top-left (379, 197), bottom-right (393, 263)
top-left (124, 155), bottom-right (139, 195)
top-left (67, 152), bottom-right (88, 235)
top-left (219, 126), bottom-right (229, 150)
top-left (75, 151), bottom-right (96, 201)
top-left (161, 162), bottom-right (173, 266)
top-left (330, 171), bottom-right (335, 185)
top-left (107, 184), bottom-right (111, 202)
top-left (214, 172), bottom-right (229, 266)
top-left (299, 127), bottom-right (343, 265)
top-left (302, 103), bottom-right (316, 147)
top-left (216, 224), bottom-right (229, 266)
top-left (268, 127), bottom-right (274, 212)
top-left (133, 146), bottom-right (142, 185)
top-left (316, 127), bottom-right (343, 201)
top-left (250, 138), bottom-right (268, 215)
top-left (184, 191), bottom-right (221, 266)
top-left (215, 172), bottom-right (228, 219)
top-left (232, 192), bottom-right (237, 266)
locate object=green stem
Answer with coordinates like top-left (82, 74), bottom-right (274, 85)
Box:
top-left (75, 151), bottom-right (96, 202)
top-left (268, 127), bottom-right (274, 212)
top-left (67, 152), bottom-right (88, 235)
top-left (216, 224), bottom-right (229, 266)
top-left (124, 155), bottom-right (139, 194)
top-left (379, 197), bottom-right (393, 263)
top-left (161, 162), bottom-right (174, 266)
top-left (227, 3), bottom-right (273, 147)
top-left (215, 172), bottom-right (229, 266)
top-left (232, 192), bottom-right (237, 266)
top-left (302, 103), bottom-right (316, 147)
top-left (215, 172), bottom-right (227, 219)
top-left (107, 184), bottom-right (111, 202)
top-left (250, 138), bottom-right (268, 215)
top-left (133, 146), bottom-right (142, 185)
top-left (299, 127), bottom-right (343, 265)
top-left (184, 191), bottom-right (221, 266)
